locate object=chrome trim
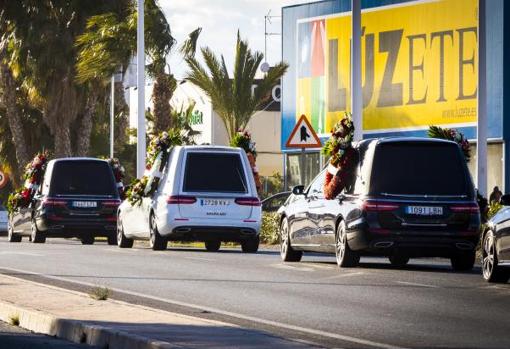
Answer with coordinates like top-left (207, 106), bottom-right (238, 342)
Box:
top-left (401, 222), bottom-right (447, 227)
top-left (380, 193), bottom-right (467, 198)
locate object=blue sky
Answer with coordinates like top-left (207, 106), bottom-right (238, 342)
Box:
top-left (160, 0), bottom-right (318, 79)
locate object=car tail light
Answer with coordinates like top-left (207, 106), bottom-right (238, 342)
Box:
top-left (102, 200), bottom-right (121, 207)
top-left (235, 197), bottom-right (261, 206)
top-left (362, 201), bottom-right (399, 212)
top-left (167, 196), bottom-right (197, 204)
top-left (450, 204), bottom-right (479, 214)
top-left (42, 199), bottom-right (67, 208)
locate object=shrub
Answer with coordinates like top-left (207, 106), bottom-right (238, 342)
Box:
top-left (9, 314), bottom-right (20, 326)
top-left (89, 286), bottom-right (111, 301)
top-left (260, 212), bottom-right (280, 245)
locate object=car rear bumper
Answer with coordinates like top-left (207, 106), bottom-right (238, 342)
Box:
top-left (36, 215), bottom-right (116, 237)
top-left (165, 225), bottom-right (259, 242)
top-left (347, 226), bottom-right (480, 257)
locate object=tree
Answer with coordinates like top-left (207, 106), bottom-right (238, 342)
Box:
top-left (185, 32), bottom-right (288, 141)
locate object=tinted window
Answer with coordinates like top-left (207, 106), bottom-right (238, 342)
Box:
top-left (183, 153), bottom-right (248, 193)
top-left (50, 161), bottom-right (117, 196)
top-left (370, 142), bottom-right (470, 196)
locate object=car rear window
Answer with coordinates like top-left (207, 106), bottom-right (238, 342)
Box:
top-left (183, 152), bottom-right (248, 193)
top-left (370, 142), bottom-right (470, 196)
top-left (50, 161), bottom-right (117, 196)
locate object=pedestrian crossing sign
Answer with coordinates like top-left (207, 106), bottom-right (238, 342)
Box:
top-left (285, 115), bottom-right (322, 149)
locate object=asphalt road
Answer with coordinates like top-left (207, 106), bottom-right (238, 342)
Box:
top-left (0, 239), bottom-right (508, 349)
top-left (0, 320), bottom-right (95, 348)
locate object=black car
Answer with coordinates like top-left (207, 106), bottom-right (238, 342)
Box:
top-left (482, 196), bottom-right (510, 282)
top-left (278, 138), bottom-right (481, 271)
top-left (8, 158), bottom-right (120, 245)
top-left (262, 192), bottom-right (291, 212)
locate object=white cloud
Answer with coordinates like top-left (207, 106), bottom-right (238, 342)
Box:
top-left (160, 0), bottom-right (320, 79)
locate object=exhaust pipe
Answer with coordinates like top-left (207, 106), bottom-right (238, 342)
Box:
top-left (374, 241), bottom-right (394, 248)
top-left (174, 227), bottom-right (191, 233)
top-left (455, 242), bottom-right (474, 250)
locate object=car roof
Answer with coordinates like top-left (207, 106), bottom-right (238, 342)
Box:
top-left (179, 145), bottom-right (244, 153)
top-left (49, 157), bottom-right (108, 164)
top-left (358, 137), bottom-right (458, 147)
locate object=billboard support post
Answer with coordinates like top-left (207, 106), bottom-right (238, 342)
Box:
top-left (351, 0), bottom-right (362, 141)
top-left (477, 0), bottom-right (487, 196)
top-left (136, 0), bottom-right (146, 178)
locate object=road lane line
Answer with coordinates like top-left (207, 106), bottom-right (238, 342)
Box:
top-left (396, 281), bottom-right (438, 288)
top-left (184, 256), bottom-right (216, 262)
top-left (319, 272), bottom-right (365, 281)
top-left (0, 251), bottom-right (44, 257)
top-left (0, 266), bottom-right (409, 349)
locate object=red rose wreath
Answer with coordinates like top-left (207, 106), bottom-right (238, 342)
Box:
top-left (321, 113), bottom-right (358, 200)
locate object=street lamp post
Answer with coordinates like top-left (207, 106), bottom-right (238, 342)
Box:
top-left (477, 0), bottom-right (487, 196)
top-left (136, 0), bottom-right (146, 178)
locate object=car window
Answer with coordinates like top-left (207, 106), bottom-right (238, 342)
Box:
top-left (370, 142), bottom-right (470, 196)
top-left (50, 161), bottom-right (117, 197)
top-left (308, 169), bottom-right (326, 195)
top-left (183, 152), bottom-right (248, 193)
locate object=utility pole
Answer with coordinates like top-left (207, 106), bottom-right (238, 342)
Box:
top-left (264, 10), bottom-right (281, 63)
top-left (351, 0), bottom-right (362, 141)
top-left (110, 74), bottom-right (115, 159)
top-left (136, 0), bottom-right (146, 178)
top-left (477, 0), bottom-right (487, 196)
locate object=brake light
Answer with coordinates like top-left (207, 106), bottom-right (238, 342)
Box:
top-left (102, 200), bottom-right (121, 207)
top-left (167, 196), bottom-right (197, 204)
top-left (450, 204), bottom-right (479, 214)
top-left (362, 201), bottom-right (399, 212)
top-left (235, 197), bottom-right (261, 206)
top-left (42, 199), bottom-right (67, 208)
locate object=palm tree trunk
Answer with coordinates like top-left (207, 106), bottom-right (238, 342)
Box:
top-left (153, 72), bottom-right (176, 133)
top-left (54, 126), bottom-right (72, 158)
top-left (75, 92), bottom-right (98, 156)
top-left (0, 58), bottom-right (30, 173)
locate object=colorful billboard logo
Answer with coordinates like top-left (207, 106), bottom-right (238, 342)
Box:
top-left (296, 0), bottom-right (478, 137)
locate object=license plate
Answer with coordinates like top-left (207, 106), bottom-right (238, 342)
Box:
top-left (200, 199), bottom-right (230, 206)
top-left (72, 201), bottom-right (97, 208)
top-left (406, 206), bottom-right (443, 216)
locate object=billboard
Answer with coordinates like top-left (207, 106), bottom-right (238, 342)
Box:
top-left (295, 0), bottom-right (478, 137)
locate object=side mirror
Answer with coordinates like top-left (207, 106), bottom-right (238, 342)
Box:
top-left (292, 185), bottom-right (305, 196)
top-left (500, 194), bottom-right (510, 206)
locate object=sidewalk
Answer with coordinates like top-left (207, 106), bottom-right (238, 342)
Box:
top-left (0, 274), bottom-right (316, 349)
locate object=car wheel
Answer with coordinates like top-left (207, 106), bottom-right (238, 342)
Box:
top-left (149, 214), bottom-right (166, 251)
top-left (7, 221), bottom-right (22, 243)
top-left (280, 218), bottom-right (302, 262)
top-left (31, 219), bottom-right (46, 244)
top-left (450, 251), bottom-right (475, 271)
top-left (205, 240), bottom-right (221, 252)
top-left (482, 230), bottom-right (510, 283)
top-left (80, 234), bottom-right (95, 245)
top-left (241, 236), bottom-right (259, 253)
top-left (335, 220), bottom-right (359, 268)
top-left (389, 255), bottom-right (409, 267)
top-left (117, 218), bottom-right (134, 248)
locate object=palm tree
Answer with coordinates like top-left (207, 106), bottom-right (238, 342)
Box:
top-left (185, 32), bottom-right (288, 141)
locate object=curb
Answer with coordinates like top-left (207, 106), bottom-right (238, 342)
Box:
top-left (0, 300), bottom-right (183, 349)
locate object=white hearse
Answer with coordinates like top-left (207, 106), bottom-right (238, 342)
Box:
top-left (117, 146), bottom-right (262, 252)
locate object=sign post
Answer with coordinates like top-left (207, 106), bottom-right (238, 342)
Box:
top-left (285, 115), bottom-right (322, 185)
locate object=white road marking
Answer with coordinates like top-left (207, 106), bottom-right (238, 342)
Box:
top-left (319, 272), bottom-right (365, 281)
top-left (184, 256), bottom-right (216, 262)
top-left (396, 281), bottom-right (439, 288)
top-left (0, 251), bottom-right (44, 257)
top-left (270, 263), bottom-right (314, 272)
top-left (0, 266), bottom-right (409, 349)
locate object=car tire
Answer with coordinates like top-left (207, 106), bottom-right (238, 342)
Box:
top-left (107, 234), bottom-right (117, 245)
top-left (81, 234), bottom-right (95, 245)
top-left (31, 219), bottom-right (46, 244)
top-left (482, 230), bottom-right (510, 283)
top-left (117, 218), bottom-right (134, 248)
top-left (389, 255), bottom-right (410, 267)
top-left (149, 214), bottom-right (166, 251)
top-left (7, 221), bottom-right (22, 243)
top-left (450, 251), bottom-right (475, 271)
top-left (205, 240), bottom-right (221, 252)
top-left (280, 218), bottom-right (302, 262)
top-left (241, 236), bottom-right (259, 253)
top-left (335, 220), bottom-right (360, 268)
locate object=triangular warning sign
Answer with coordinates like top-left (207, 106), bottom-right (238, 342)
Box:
top-left (285, 115), bottom-right (322, 149)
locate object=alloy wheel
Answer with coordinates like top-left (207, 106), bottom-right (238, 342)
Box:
top-left (336, 227), bottom-right (346, 266)
top-left (482, 232), bottom-right (495, 280)
top-left (280, 220), bottom-right (288, 259)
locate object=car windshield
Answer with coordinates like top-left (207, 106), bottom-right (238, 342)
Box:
top-left (50, 161), bottom-right (117, 197)
top-left (183, 152), bottom-right (248, 193)
top-left (370, 142), bottom-right (470, 197)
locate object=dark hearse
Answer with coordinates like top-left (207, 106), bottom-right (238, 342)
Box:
top-left (279, 138), bottom-right (481, 271)
top-left (8, 158), bottom-right (120, 244)
top-left (482, 195), bottom-right (510, 282)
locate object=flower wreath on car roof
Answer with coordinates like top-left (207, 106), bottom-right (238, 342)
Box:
top-left (7, 152), bottom-right (49, 214)
top-left (230, 129), bottom-right (262, 193)
top-left (321, 112), bottom-right (359, 200)
top-left (126, 131), bottom-right (183, 206)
